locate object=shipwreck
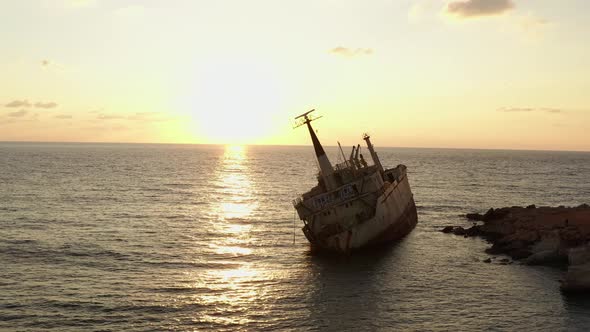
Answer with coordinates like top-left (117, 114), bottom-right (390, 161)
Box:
top-left (292, 109), bottom-right (418, 253)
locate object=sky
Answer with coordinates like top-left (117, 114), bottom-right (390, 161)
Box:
top-left (1, 0), bottom-right (589, 151)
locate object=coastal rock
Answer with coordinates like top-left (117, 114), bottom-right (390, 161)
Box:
top-left (452, 227), bottom-right (466, 236)
top-left (509, 249), bottom-right (532, 260)
top-left (531, 236), bottom-right (560, 253)
top-left (525, 250), bottom-right (564, 266)
top-left (568, 245), bottom-right (590, 265)
top-left (446, 204), bottom-right (590, 264)
top-left (441, 226), bottom-right (454, 233)
top-left (483, 207), bottom-right (510, 221)
top-left (466, 213), bottom-right (484, 221)
top-left (465, 225), bottom-right (481, 236)
top-left (561, 245), bottom-right (590, 292)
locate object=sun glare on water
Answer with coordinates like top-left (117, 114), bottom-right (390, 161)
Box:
top-left (206, 145), bottom-right (258, 257)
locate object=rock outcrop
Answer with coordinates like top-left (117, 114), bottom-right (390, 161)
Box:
top-left (442, 204), bottom-right (590, 264)
top-left (561, 245), bottom-right (590, 292)
top-left (442, 204), bottom-right (590, 290)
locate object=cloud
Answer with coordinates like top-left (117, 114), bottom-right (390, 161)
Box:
top-left (446, 0), bottom-right (514, 18)
top-left (5, 100), bottom-right (32, 108)
top-left (97, 112), bottom-right (169, 122)
top-left (97, 114), bottom-right (126, 120)
top-left (518, 14), bottom-right (551, 34)
top-left (4, 99), bottom-right (58, 109)
top-left (329, 47), bottom-right (374, 57)
top-left (84, 125), bottom-right (129, 131)
top-left (128, 112), bottom-right (165, 122)
top-left (39, 59), bottom-right (70, 72)
top-left (498, 107), bottom-right (564, 114)
top-left (54, 114), bottom-right (73, 119)
top-left (7, 110), bottom-right (29, 117)
top-left (35, 102), bottom-right (58, 109)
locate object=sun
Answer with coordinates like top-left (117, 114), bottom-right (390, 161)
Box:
top-left (186, 57), bottom-right (286, 144)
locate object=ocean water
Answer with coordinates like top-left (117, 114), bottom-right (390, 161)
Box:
top-left (1, 142), bottom-right (590, 331)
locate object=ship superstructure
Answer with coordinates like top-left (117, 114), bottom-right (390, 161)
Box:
top-left (292, 110), bottom-right (418, 252)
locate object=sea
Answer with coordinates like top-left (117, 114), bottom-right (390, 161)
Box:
top-left (1, 142), bottom-right (590, 331)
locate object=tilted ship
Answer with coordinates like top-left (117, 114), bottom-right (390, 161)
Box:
top-left (292, 110), bottom-right (418, 253)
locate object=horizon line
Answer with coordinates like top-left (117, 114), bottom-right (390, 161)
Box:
top-left (1, 140), bottom-right (589, 153)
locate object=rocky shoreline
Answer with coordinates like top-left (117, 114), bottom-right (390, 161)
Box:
top-left (442, 204), bottom-right (590, 292)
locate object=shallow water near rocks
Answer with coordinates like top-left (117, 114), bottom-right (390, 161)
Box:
top-left (1, 142), bottom-right (590, 331)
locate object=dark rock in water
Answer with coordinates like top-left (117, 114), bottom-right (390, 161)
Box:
top-left (466, 213), bottom-right (484, 221)
top-left (525, 250), bottom-right (567, 266)
top-left (465, 225), bottom-right (481, 236)
top-left (482, 207), bottom-right (509, 221)
top-left (509, 249), bottom-right (533, 260)
top-left (449, 204), bottom-right (590, 271)
top-left (482, 238), bottom-right (532, 260)
top-left (441, 226), bottom-right (454, 233)
top-left (452, 226), bottom-right (466, 236)
top-left (485, 243), bottom-right (505, 255)
top-left (561, 246), bottom-right (590, 292)
top-left (483, 258), bottom-right (492, 263)
top-left (500, 239), bottom-right (527, 251)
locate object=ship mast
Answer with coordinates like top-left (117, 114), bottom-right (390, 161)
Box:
top-left (363, 133), bottom-right (384, 174)
top-left (294, 109), bottom-right (337, 190)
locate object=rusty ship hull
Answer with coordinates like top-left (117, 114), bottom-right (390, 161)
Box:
top-left (298, 164), bottom-right (417, 253)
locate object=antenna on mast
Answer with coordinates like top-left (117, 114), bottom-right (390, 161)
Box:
top-left (292, 108), bottom-right (337, 190)
top-left (293, 109), bottom-right (323, 129)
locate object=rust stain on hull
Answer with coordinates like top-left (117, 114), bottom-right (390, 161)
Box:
top-left (308, 200), bottom-right (418, 253)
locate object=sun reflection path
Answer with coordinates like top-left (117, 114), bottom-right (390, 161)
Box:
top-left (187, 145), bottom-right (293, 328)
top-left (209, 144), bottom-right (259, 271)
top-left (188, 145), bottom-right (266, 326)
top-left (214, 145), bottom-right (258, 221)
